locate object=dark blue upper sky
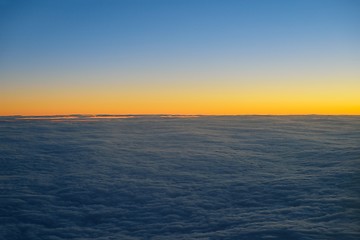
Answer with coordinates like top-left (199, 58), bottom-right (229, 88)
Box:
top-left (1, 0), bottom-right (358, 73)
top-left (0, 0), bottom-right (359, 115)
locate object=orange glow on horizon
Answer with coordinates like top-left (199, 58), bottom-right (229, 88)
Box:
top-left (1, 97), bottom-right (359, 116)
top-left (1, 76), bottom-right (359, 116)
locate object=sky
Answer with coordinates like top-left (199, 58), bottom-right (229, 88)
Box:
top-left (0, 0), bottom-right (359, 115)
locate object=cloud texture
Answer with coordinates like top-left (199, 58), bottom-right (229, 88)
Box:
top-left (1, 116), bottom-right (359, 239)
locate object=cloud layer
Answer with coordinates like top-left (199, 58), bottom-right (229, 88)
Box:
top-left (1, 116), bottom-right (359, 239)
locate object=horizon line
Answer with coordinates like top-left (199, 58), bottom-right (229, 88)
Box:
top-left (1, 113), bottom-right (360, 117)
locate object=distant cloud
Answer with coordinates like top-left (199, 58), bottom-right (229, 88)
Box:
top-left (1, 116), bottom-right (359, 239)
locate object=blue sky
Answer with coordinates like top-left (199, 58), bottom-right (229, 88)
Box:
top-left (0, 0), bottom-right (359, 115)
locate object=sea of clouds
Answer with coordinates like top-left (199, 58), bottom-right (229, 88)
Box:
top-left (1, 116), bottom-right (359, 239)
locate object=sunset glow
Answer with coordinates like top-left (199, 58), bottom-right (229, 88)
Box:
top-left (1, 0), bottom-right (359, 115)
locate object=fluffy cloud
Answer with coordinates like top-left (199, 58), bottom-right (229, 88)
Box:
top-left (1, 116), bottom-right (359, 239)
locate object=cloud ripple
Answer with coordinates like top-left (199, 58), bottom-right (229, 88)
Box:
top-left (1, 116), bottom-right (359, 239)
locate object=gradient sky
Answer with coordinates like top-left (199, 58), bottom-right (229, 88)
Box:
top-left (1, 0), bottom-right (359, 115)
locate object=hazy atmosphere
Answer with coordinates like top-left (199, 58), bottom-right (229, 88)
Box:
top-left (1, 0), bottom-right (359, 115)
